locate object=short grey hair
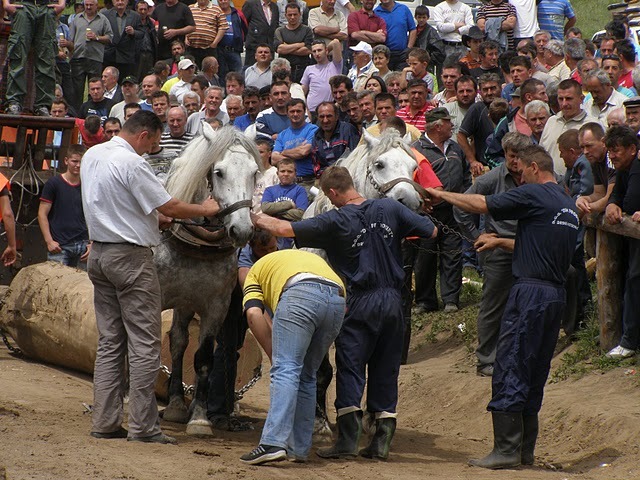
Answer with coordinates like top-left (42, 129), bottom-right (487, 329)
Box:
top-left (501, 131), bottom-right (532, 153)
top-left (225, 94), bottom-right (242, 106)
top-left (564, 38), bottom-right (586, 61)
top-left (525, 99), bottom-right (551, 117)
top-left (182, 91), bottom-right (200, 105)
top-left (545, 39), bottom-right (565, 57)
top-left (584, 68), bottom-right (612, 86)
top-left (204, 86), bottom-right (224, 97)
top-left (271, 58), bottom-right (291, 72)
top-left (534, 30), bottom-right (551, 41)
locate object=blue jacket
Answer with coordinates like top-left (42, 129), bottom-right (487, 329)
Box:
top-left (311, 121), bottom-right (360, 177)
top-left (219, 7), bottom-right (248, 53)
top-left (484, 106), bottom-right (519, 169)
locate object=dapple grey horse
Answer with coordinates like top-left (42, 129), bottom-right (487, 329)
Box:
top-left (154, 124), bottom-right (261, 436)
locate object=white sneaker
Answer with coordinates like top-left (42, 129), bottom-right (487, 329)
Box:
top-left (605, 345), bottom-right (636, 359)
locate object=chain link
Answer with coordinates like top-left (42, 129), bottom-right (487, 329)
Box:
top-left (1, 329), bottom-right (22, 356)
top-left (160, 363), bottom-right (262, 400)
top-left (408, 213), bottom-right (478, 256)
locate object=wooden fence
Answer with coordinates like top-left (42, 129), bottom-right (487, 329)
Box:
top-left (583, 213), bottom-right (640, 351)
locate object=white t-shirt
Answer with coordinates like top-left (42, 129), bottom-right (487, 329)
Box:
top-left (334, 0), bottom-right (352, 21)
top-left (81, 136), bottom-right (172, 247)
top-left (510, 0), bottom-right (539, 38)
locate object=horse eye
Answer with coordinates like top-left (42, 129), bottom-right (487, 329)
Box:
top-left (214, 170), bottom-right (223, 178)
top-left (374, 161), bottom-right (384, 170)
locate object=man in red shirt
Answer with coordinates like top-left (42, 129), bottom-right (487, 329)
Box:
top-left (347, 0), bottom-right (386, 47)
top-left (396, 79), bottom-right (432, 132)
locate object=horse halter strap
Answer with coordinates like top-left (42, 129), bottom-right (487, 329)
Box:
top-left (366, 164), bottom-right (430, 202)
top-left (214, 199), bottom-right (253, 219)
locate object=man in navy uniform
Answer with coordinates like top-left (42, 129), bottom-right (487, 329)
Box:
top-left (427, 144), bottom-right (579, 469)
top-left (252, 166), bottom-right (437, 460)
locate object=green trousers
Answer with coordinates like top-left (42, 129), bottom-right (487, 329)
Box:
top-left (6, 3), bottom-right (57, 109)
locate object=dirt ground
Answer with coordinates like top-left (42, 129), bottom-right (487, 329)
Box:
top-left (1, 328), bottom-right (640, 480)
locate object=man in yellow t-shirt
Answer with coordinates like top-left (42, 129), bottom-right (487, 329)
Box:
top-left (240, 249), bottom-right (345, 465)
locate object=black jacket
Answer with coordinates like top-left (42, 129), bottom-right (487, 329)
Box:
top-left (103, 8), bottom-right (144, 65)
top-left (242, 0), bottom-right (279, 49)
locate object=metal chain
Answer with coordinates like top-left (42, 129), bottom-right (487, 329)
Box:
top-left (234, 365), bottom-right (262, 401)
top-left (160, 363), bottom-right (262, 400)
top-left (1, 329), bottom-right (22, 356)
top-left (407, 213), bottom-right (478, 256)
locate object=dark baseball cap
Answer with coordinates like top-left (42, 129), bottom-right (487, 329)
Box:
top-left (122, 76), bottom-right (138, 85)
top-left (424, 107), bottom-right (451, 123)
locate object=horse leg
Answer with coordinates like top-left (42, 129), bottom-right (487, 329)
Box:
top-left (186, 332), bottom-right (216, 436)
top-left (314, 354), bottom-right (333, 436)
top-left (163, 308), bottom-right (194, 424)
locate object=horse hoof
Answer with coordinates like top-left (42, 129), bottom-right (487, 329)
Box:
top-left (162, 404), bottom-right (190, 424)
top-left (186, 419), bottom-right (214, 437)
top-left (313, 418), bottom-right (333, 437)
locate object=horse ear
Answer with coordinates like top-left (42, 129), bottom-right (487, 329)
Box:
top-left (402, 131), bottom-right (413, 143)
top-left (362, 129), bottom-right (380, 149)
top-left (201, 120), bottom-right (217, 142)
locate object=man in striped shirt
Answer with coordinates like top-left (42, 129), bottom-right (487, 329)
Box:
top-left (397, 79), bottom-right (432, 132)
top-left (145, 106), bottom-right (194, 181)
top-left (187, 0), bottom-right (229, 68)
top-left (536, 0), bottom-right (576, 41)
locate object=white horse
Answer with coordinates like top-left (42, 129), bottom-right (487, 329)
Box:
top-left (305, 128), bottom-right (423, 219)
top-left (154, 124), bottom-right (262, 436)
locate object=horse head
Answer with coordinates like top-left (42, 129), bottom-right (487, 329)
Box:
top-left (165, 124), bottom-right (261, 248)
top-left (355, 129), bottom-right (423, 211)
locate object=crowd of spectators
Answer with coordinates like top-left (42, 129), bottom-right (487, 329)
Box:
top-left (3, 0), bottom-right (640, 464)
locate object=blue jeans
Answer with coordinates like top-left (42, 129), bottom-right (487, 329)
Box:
top-left (260, 281), bottom-right (345, 459)
top-left (48, 240), bottom-right (89, 270)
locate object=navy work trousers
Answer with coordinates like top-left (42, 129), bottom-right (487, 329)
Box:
top-left (488, 279), bottom-right (566, 415)
top-left (335, 288), bottom-right (404, 414)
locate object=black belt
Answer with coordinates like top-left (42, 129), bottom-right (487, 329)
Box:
top-left (296, 175), bottom-right (315, 182)
top-left (19, 0), bottom-right (50, 4)
top-left (93, 241), bottom-right (147, 248)
top-left (443, 40), bottom-right (463, 46)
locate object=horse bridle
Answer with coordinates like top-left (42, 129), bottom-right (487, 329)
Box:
top-left (171, 198), bottom-right (253, 243)
top-left (366, 164), bottom-right (431, 202)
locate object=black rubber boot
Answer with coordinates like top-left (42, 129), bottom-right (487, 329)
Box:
top-left (359, 417), bottom-right (396, 460)
top-left (316, 411), bottom-right (362, 459)
top-left (521, 414), bottom-right (539, 465)
top-left (468, 412), bottom-right (522, 469)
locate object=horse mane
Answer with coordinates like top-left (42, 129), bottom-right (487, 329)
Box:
top-left (165, 126), bottom-right (262, 203)
top-left (338, 129), bottom-right (415, 171)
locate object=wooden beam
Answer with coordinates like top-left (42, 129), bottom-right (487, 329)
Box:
top-left (596, 230), bottom-right (624, 351)
top-left (583, 212), bottom-right (640, 240)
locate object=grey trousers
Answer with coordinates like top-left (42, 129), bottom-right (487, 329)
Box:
top-left (88, 242), bottom-right (162, 438)
top-left (475, 247), bottom-right (514, 368)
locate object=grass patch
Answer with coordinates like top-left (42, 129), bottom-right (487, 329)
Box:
top-left (572, 0), bottom-right (611, 39)
top-left (551, 305), bottom-right (639, 382)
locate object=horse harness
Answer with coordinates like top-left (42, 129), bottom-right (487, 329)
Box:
top-left (366, 163), bottom-right (432, 206)
top-left (169, 199), bottom-right (252, 250)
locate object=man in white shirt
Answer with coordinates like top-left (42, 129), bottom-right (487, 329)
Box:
top-left (169, 58), bottom-right (196, 104)
top-left (431, 0), bottom-right (474, 60)
top-left (510, 0), bottom-right (539, 44)
top-left (583, 69), bottom-right (628, 127)
top-left (83, 110), bottom-right (218, 444)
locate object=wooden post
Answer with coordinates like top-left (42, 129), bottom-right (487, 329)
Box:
top-left (596, 229), bottom-right (624, 351)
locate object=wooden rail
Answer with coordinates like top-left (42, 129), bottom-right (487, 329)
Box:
top-left (582, 213), bottom-right (640, 351)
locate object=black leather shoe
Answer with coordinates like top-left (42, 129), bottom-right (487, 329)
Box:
top-left (90, 427), bottom-right (128, 439)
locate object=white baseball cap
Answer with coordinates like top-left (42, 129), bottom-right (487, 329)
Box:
top-left (350, 41), bottom-right (373, 57)
top-left (178, 58), bottom-right (195, 70)
top-left (143, 0), bottom-right (154, 6)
